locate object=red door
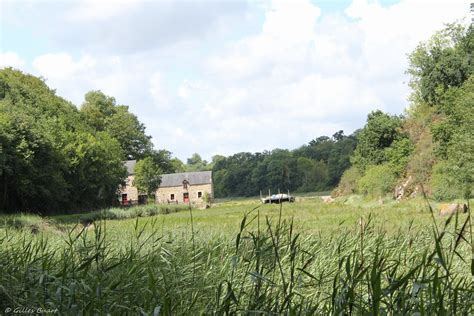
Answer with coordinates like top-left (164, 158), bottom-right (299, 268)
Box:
top-left (122, 194), bottom-right (128, 205)
top-left (183, 192), bottom-right (189, 203)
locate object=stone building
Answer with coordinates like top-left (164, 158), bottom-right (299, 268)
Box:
top-left (156, 171), bottom-right (213, 205)
top-left (119, 160), bottom-right (139, 205)
top-left (118, 160), bottom-right (213, 205)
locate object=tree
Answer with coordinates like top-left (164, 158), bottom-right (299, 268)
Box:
top-left (105, 106), bottom-right (152, 160)
top-left (185, 153), bottom-right (210, 171)
top-left (80, 91), bottom-right (152, 160)
top-left (351, 110), bottom-right (405, 171)
top-left (358, 164), bottom-right (397, 197)
top-left (133, 157), bottom-right (162, 200)
top-left (430, 76), bottom-right (474, 199)
top-left (148, 149), bottom-right (177, 174)
top-left (0, 69), bottom-right (127, 214)
top-left (408, 24), bottom-right (473, 106)
top-left (171, 158), bottom-right (185, 173)
top-left (187, 153), bottom-right (203, 165)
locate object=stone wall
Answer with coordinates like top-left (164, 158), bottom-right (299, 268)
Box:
top-left (119, 175), bottom-right (138, 203)
top-left (156, 183), bottom-right (213, 205)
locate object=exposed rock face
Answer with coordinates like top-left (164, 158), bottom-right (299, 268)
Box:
top-left (439, 203), bottom-right (467, 216)
top-left (395, 176), bottom-right (413, 201)
top-left (394, 176), bottom-right (422, 201)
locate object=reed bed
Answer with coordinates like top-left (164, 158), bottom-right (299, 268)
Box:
top-left (0, 202), bottom-right (472, 315)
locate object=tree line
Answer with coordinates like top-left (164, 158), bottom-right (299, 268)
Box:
top-left (210, 132), bottom-right (356, 197)
top-left (1, 23), bottom-right (471, 214)
top-left (0, 68), bottom-right (355, 213)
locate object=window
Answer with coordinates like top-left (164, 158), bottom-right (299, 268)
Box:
top-left (170, 194), bottom-right (175, 200)
top-left (198, 192), bottom-right (202, 198)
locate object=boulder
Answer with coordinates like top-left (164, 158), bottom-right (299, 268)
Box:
top-left (321, 196), bottom-right (334, 204)
top-left (439, 203), bottom-right (467, 216)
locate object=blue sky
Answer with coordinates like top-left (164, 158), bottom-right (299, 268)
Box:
top-left (1, 0), bottom-right (471, 161)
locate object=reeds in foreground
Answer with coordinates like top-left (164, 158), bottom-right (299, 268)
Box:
top-left (0, 202), bottom-right (472, 315)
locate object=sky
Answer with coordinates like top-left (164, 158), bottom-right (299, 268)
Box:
top-left (0, 0), bottom-right (472, 162)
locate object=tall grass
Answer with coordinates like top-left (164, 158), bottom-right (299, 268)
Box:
top-left (0, 202), bottom-right (472, 314)
top-left (0, 204), bottom-right (189, 231)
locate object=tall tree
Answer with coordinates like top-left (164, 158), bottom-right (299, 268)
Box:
top-left (0, 69), bottom-right (126, 214)
top-left (80, 91), bottom-right (152, 160)
top-left (133, 157), bottom-right (162, 200)
top-left (351, 110), bottom-right (405, 171)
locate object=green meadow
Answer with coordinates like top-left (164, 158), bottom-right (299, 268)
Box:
top-left (1, 196), bottom-right (472, 314)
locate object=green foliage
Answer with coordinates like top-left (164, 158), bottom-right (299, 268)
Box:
top-left (203, 191), bottom-right (210, 204)
top-left (184, 152), bottom-right (212, 171)
top-left (333, 166), bottom-right (361, 196)
top-left (80, 90), bottom-right (152, 160)
top-left (133, 157), bottom-right (162, 199)
top-left (148, 149), bottom-right (182, 174)
top-left (427, 54), bottom-right (474, 199)
top-left (358, 164), bottom-right (397, 197)
top-left (296, 157), bottom-right (328, 192)
top-left (351, 110), bottom-right (405, 171)
top-left (213, 131), bottom-right (357, 197)
top-left (431, 122), bottom-right (474, 200)
top-left (170, 157), bottom-right (185, 173)
top-left (349, 25), bottom-right (473, 199)
top-left (0, 69), bottom-right (126, 213)
top-left (385, 137), bottom-right (414, 175)
top-left (408, 24), bottom-right (473, 106)
top-left (430, 161), bottom-right (463, 201)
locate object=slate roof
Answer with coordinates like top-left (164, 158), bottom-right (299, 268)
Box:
top-left (160, 171), bottom-right (212, 188)
top-left (124, 160), bottom-right (137, 175)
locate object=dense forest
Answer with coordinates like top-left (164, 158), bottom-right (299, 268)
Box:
top-left (1, 23), bottom-right (472, 214)
top-left (0, 70), bottom-right (179, 214)
top-left (210, 133), bottom-right (356, 197)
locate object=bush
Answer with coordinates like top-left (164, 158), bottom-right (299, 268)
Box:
top-left (430, 161), bottom-right (464, 201)
top-left (332, 166), bottom-right (361, 196)
top-left (385, 137), bottom-right (414, 175)
top-left (358, 164), bottom-right (397, 197)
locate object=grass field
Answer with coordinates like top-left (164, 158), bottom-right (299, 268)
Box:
top-left (1, 195), bottom-right (472, 314)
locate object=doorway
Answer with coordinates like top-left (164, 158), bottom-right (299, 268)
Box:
top-left (183, 192), bottom-right (189, 203)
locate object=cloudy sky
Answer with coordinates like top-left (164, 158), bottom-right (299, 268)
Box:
top-left (1, 0), bottom-right (471, 161)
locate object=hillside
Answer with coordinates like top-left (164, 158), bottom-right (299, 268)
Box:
top-left (335, 24), bottom-right (474, 201)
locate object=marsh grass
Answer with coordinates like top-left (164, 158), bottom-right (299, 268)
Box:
top-left (0, 204), bottom-right (188, 232)
top-left (0, 199), bottom-right (472, 314)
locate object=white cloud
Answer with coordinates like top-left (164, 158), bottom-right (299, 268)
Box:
top-left (149, 73), bottom-right (170, 108)
top-left (3, 0), bottom-right (471, 160)
top-left (33, 53), bottom-right (96, 78)
top-left (262, 0), bottom-right (321, 43)
top-left (0, 52), bottom-right (25, 69)
top-left (68, 0), bottom-right (141, 21)
top-left (178, 80), bottom-right (209, 100)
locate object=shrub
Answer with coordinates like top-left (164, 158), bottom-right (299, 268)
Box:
top-left (385, 137), bottom-right (414, 175)
top-left (203, 192), bottom-right (211, 204)
top-left (332, 166), bottom-right (361, 196)
top-left (358, 164), bottom-right (397, 197)
top-left (430, 161), bottom-right (463, 201)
